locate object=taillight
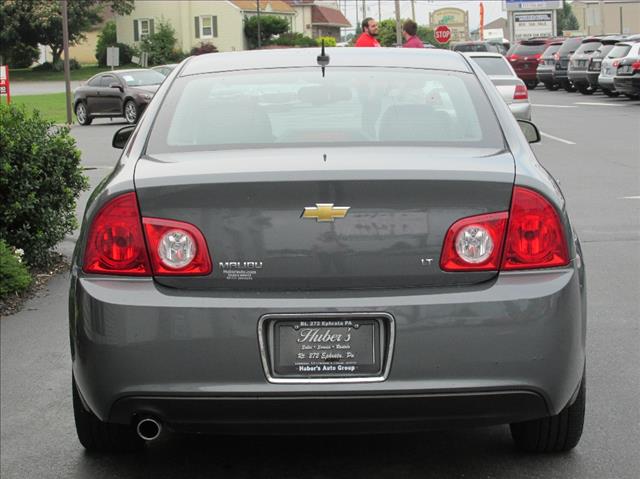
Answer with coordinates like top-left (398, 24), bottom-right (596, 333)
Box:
top-left (612, 59), bottom-right (619, 67)
top-left (632, 61), bottom-right (640, 72)
top-left (143, 218), bottom-right (212, 275)
top-left (509, 54), bottom-right (520, 62)
top-left (83, 192), bottom-right (151, 275)
top-left (514, 84), bottom-right (528, 100)
top-left (501, 187), bottom-right (569, 270)
top-left (553, 52), bottom-right (560, 61)
top-left (83, 192), bottom-right (212, 276)
top-left (440, 212), bottom-right (508, 271)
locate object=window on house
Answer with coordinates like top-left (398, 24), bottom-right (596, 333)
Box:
top-left (197, 15), bottom-right (217, 39)
top-left (134, 18), bottom-right (154, 41)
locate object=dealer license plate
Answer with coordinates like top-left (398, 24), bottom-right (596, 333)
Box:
top-left (270, 318), bottom-right (383, 378)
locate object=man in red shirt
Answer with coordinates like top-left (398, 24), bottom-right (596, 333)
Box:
top-left (402, 19), bottom-right (424, 48)
top-left (355, 17), bottom-right (381, 47)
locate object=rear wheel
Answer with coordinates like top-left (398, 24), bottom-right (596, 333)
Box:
top-left (510, 375), bottom-right (585, 453)
top-left (75, 102), bottom-right (92, 125)
top-left (563, 81), bottom-right (577, 92)
top-left (578, 85), bottom-right (594, 95)
top-left (73, 377), bottom-right (144, 452)
top-left (525, 80), bottom-right (538, 90)
top-left (602, 88), bottom-right (619, 97)
top-left (124, 100), bottom-right (139, 124)
top-left (624, 93), bottom-right (640, 100)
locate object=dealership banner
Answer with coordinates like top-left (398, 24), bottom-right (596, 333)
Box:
top-left (513, 11), bottom-right (554, 40)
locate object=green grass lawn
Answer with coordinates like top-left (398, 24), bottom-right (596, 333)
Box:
top-left (11, 93), bottom-right (72, 124)
top-left (9, 64), bottom-right (140, 82)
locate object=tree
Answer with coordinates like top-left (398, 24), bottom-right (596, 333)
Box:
top-left (0, 0), bottom-right (134, 65)
top-left (140, 19), bottom-right (183, 65)
top-left (244, 15), bottom-right (290, 49)
top-left (557, 0), bottom-right (579, 35)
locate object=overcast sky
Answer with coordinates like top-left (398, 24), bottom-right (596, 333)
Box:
top-left (337, 0), bottom-right (506, 32)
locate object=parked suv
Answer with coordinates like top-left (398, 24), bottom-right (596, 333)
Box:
top-left (586, 36), bottom-right (628, 92)
top-left (537, 40), bottom-right (564, 90)
top-left (551, 36), bottom-right (585, 92)
top-left (568, 37), bottom-right (603, 94)
top-left (613, 56), bottom-right (640, 99)
top-left (452, 41), bottom-right (504, 54)
top-left (508, 38), bottom-right (557, 89)
top-left (598, 39), bottom-right (640, 97)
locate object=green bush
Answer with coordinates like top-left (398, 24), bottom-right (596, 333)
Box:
top-left (33, 59), bottom-right (81, 72)
top-left (0, 105), bottom-right (88, 268)
top-left (190, 42), bottom-right (218, 55)
top-left (273, 33), bottom-right (316, 48)
top-left (95, 21), bottom-right (136, 66)
top-left (140, 19), bottom-right (183, 65)
top-left (0, 239), bottom-right (31, 299)
top-left (244, 15), bottom-right (290, 49)
top-left (316, 36), bottom-right (337, 47)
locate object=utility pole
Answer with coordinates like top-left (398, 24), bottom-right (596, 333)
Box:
top-left (256, 0), bottom-right (261, 49)
top-left (362, 0), bottom-right (366, 21)
top-left (394, 0), bottom-right (402, 46)
top-left (61, 0), bottom-right (72, 125)
top-left (378, 0), bottom-right (382, 22)
top-left (355, 0), bottom-right (359, 32)
top-left (411, 0), bottom-right (416, 22)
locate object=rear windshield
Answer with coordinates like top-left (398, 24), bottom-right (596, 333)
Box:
top-left (606, 44), bottom-right (631, 58)
top-left (454, 43), bottom-right (489, 52)
top-left (513, 43), bottom-right (547, 56)
top-left (147, 68), bottom-right (504, 154)
top-left (542, 44), bottom-right (562, 57)
top-left (470, 57), bottom-right (513, 76)
top-left (575, 42), bottom-right (602, 55)
top-left (593, 44), bottom-right (615, 58)
top-left (558, 38), bottom-right (584, 55)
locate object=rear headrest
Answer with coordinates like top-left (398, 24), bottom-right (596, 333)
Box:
top-left (196, 102), bottom-right (273, 145)
top-left (378, 104), bottom-right (452, 142)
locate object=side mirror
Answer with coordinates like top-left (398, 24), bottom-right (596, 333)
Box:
top-left (517, 119), bottom-right (541, 144)
top-left (112, 125), bottom-right (135, 149)
top-left (109, 82), bottom-right (123, 92)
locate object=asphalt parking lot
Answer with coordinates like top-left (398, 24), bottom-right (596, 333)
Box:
top-left (1, 87), bottom-right (639, 478)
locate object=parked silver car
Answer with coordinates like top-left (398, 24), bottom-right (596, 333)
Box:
top-left (70, 48), bottom-right (586, 454)
top-left (598, 39), bottom-right (640, 96)
top-left (465, 52), bottom-right (532, 120)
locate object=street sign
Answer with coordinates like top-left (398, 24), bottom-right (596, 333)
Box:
top-left (434, 25), bottom-right (452, 45)
top-left (0, 65), bottom-right (10, 104)
top-left (513, 11), bottom-right (554, 40)
top-left (504, 0), bottom-right (562, 10)
top-left (106, 47), bottom-right (120, 69)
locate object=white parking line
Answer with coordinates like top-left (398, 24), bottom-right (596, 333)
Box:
top-left (620, 196), bottom-right (640, 200)
top-left (574, 102), bottom-right (626, 107)
top-left (540, 131), bottom-right (576, 145)
top-left (531, 104), bottom-right (577, 108)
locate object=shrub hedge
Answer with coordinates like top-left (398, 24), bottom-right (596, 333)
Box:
top-left (0, 105), bottom-right (88, 268)
top-left (0, 240), bottom-right (31, 299)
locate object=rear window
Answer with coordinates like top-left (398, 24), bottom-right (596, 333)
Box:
top-left (147, 68), bottom-right (504, 154)
top-left (558, 38), bottom-right (584, 55)
top-left (454, 43), bottom-right (489, 52)
top-left (116, 70), bottom-right (165, 87)
top-left (513, 43), bottom-right (547, 56)
top-left (470, 57), bottom-right (513, 76)
top-left (593, 44), bottom-right (615, 58)
top-left (542, 44), bottom-right (562, 57)
top-left (606, 44), bottom-right (631, 58)
top-left (575, 41), bottom-right (602, 55)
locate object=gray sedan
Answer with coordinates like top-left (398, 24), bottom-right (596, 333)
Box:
top-left (465, 52), bottom-right (532, 120)
top-left (70, 48), bottom-right (586, 454)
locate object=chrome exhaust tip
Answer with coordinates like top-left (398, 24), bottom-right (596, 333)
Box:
top-left (136, 417), bottom-right (162, 441)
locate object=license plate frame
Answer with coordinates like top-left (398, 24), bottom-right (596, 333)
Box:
top-left (258, 312), bottom-right (395, 383)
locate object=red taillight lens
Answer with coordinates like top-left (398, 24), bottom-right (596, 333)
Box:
top-left (509, 54), bottom-right (520, 62)
top-left (501, 187), bottom-right (569, 270)
top-left (632, 61), bottom-right (640, 72)
top-left (83, 192), bottom-right (151, 275)
top-left (514, 84), bottom-right (529, 100)
top-left (440, 212), bottom-right (508, 271)
top-left (553, 52), bottom-right (560, 61)
top-left (612, 59), bottom-right (619, 67)
top-left (143, 218), bottom-right (212, 275)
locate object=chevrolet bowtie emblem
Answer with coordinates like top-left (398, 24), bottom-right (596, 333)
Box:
top-left (302, 203), bottom-right (350, 222)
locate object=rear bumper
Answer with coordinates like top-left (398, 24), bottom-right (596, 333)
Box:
top-left (514, 69), bottom-right (537, 81)
top-left (586, 71), bottom-right (600, 87)
top-left (568, 70), bottom-right (588, 86)
top-left (507, 101), bottom-right (532, 121)
top-left (70, 263), bottom-right (586, 431)
top-left (598, 75), bottom-right (615, 90)
top-left (552, 68), bottom-right (568, 83)
top-left (613, 75), bottom-right (640, 95)
top-left (536, 68), bottom-right (555, 83)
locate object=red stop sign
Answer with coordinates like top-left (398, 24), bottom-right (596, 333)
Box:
top-left (434, 25), bottom-right (452, 44)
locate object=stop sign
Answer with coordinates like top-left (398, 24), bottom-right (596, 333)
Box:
top-left (434, 25), bottom-right (452, 45)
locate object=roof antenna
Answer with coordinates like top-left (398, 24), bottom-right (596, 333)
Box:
top-left (317, 39), bottom-right (330, 77)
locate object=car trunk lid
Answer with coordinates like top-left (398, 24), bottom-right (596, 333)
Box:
top-left (134, 147), bottom-right (515, 291)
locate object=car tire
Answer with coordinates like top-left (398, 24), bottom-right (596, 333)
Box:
top-left (563, 81), bottom-right (577, 92)
top-left (75, 102), bottom-right (92, 126)
top-left (602, 88), bottom-right (619, 97)
top-left (624, 93), bottom-right (640, 100)
top-left (543, 82), bottom-right (555, 90)
top-left (578, 85), bottom-right (594, 95)
top-left (124, 100), bottom-right (139, 124)
top-left (510, 374), bottom-right (585, 453)
top-left (526, 80), bottom-right (538, 90)
top-left (72, 377), bottom-right (144, 452)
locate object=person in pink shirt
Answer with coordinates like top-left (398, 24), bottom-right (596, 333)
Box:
top-left (402, 20), bottom-right (424, 48)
